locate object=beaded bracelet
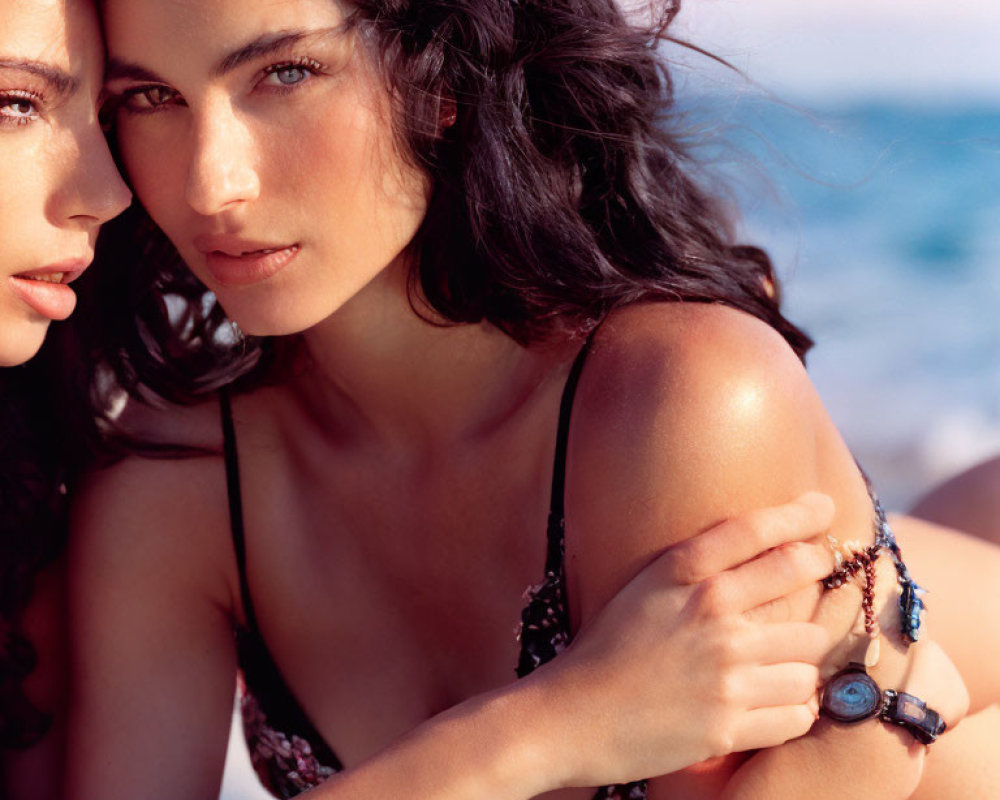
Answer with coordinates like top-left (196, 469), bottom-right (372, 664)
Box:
top-left (822, 478), bottom-right (927, 666)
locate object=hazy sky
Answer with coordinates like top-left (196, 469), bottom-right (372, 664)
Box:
top-left (663, 0), bottom-right (1000, 102)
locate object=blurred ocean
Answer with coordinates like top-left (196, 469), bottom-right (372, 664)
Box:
top-left (681, 95), bottom-right (1000, 509)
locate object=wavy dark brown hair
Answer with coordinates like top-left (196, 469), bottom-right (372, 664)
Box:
top-left (81, 0), bottom-right (811, 420)
top-left (0, 339), bottom-right (74, 749)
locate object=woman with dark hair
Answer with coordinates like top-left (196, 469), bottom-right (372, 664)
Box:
top-left (66, 0), bottom-right (978, 798)
top-left (0, 2), bottom-right (907, 796)
top-left (0, 0), bottom-right (131, 796)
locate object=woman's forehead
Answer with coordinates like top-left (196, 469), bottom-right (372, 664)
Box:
top-left (101, 0), bottom-right (348, 62)
top-left (0, 0), bottom-right (102, 83)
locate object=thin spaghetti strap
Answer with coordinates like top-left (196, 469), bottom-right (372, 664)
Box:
top-left (523, 332), bottom-right (650, 799)
top-left (220, 389), bottom-right (262, 635)
top-left (545, 335), bottom-right (596, 575)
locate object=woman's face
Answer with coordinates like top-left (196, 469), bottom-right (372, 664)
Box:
top-left (102, 0), bottom-right (431, 337)
top-left (0, 0), bottom-right (131, 367)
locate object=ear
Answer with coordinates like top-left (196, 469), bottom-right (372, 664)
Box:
top-left (439, 95), bottom-right (457, 130)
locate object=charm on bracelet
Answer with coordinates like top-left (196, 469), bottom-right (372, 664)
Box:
top-left (875, 511), bottom-right (927, 644)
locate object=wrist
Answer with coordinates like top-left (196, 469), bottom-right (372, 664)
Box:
top-left (424, 677), bottom-right (572, 799)
top-left (485, 670), bottom-right (589, 796)
top-left (318, 680), bottom-right (565, 800)
top-left (504, 666), bottom-right (585, 792)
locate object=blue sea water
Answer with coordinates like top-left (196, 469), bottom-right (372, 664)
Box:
top-left (681, 96), bottom-right (1000, 507)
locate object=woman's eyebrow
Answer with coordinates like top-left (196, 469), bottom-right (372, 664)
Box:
top-left (214, 25), bottom-right (345, 76)
top-left (214, 30), bottom-right (317, 77)
top-left (0, 58), bottom-right (80, 95)
top-left (103, 59), bottom-right (162, 84)
top-left (104, 26), bottom-right (344, 86)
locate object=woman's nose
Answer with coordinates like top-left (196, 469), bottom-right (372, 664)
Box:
top-left (58, 122), bottom-right (133, 228)
top-left (184, 106), bottom-right (261, 216)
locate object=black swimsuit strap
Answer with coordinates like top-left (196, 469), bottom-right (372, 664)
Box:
top-left (220, 391), bottom-right (343, 770)
top-left (545, 334), bottom-right (596, 575)
top-left (220, 388), bottom-right (262, 636)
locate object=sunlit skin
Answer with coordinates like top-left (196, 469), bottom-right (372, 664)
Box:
top-left (0, 0), bottom-right (130, 367)
top-left (67, 1), bottom-right (988, 799)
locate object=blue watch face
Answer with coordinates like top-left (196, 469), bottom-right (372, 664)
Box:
top-left (822, 670), bottom-right (882, 722)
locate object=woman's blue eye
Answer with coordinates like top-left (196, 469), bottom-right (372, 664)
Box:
top-left (269, 67), bottom-right (308, 86)
top-left (262, 61), bottom-right (322, 89)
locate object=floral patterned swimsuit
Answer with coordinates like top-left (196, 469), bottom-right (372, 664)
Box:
top-left (220, 339), bottom-right (648, 800)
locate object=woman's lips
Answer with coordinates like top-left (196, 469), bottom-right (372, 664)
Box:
top-left (9, 275), bottom-right (77, 320)
top-left (9, 264), bottom-right (86, 321)
top-left (203, 244), bottom-right (301, 287)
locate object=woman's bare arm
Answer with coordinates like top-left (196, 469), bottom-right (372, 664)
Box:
top-left (563, 302), bottom-right (966, 800)
top-left (67, 426), bottom-right (838, 799)
top-left (65, 445), bottom-right (553, 800)
top-left (314, 505), bottom-right (834, 799)
top-left (733, 484), bottom-right (1000, 800)
top-left (889, 516), bottom-right (1000, 799)
top-left (908, 456), bottom-right (1000, 547)
top-left (66, 456), bottom-right (239, 800)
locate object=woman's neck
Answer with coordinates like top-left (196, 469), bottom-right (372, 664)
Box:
top-left (291, 261), bottom-right (568, 446)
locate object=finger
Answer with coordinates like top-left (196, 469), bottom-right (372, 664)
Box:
top-left (743, 581), bottom-right (823, 625)
top-left (740, 663), bottom-right (820, 709)
top-left (732, 705), bottom-right (819, 752)
top-left (690, 541), bottom-right (831, 615)
top-left (739, 621), bottom-right (831, 666)
top-left (665, 492), bottom-right (835, 584)
top-left (719, 540), bottom-right (832, 612)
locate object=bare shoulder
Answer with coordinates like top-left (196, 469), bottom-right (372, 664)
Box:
top-left (569, 302), bottom-right (837, 534)
top-left (564, 302), bottom-right (872, 620)
top-left (114, 393), bottom-right (225, 452)
top-left (71, 401), bottom-right (234, 614)
top-left (579, 301), bottom-right (814, 430)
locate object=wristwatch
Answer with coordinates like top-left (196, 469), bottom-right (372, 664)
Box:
top-left (820, 662), bottom-right (947, 744)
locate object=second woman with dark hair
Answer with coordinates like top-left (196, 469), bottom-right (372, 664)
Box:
top-left (68, 0), bottom-right (973, 798)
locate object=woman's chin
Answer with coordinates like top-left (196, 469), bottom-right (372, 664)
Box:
top-left (0, 320), bottom-right (50, 367)
top-left (208, 260), bottom-right (386, 340)
top-left (218, 300), bottom-right (336, 339)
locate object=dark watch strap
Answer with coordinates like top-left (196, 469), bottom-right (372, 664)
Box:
top-left (821, 663), bottom-right (947, 745)
top-left (879, 689), bottom-right (947, 744)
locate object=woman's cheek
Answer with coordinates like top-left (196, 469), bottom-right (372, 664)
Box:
top-left (119, 127), bottom-right (180, 218)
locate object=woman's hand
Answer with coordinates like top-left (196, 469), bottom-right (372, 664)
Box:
top-left (533, 492), bottom-right (836, 790)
